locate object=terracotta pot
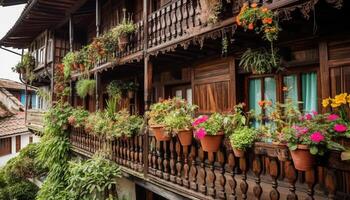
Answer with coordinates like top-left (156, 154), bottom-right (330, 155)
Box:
top-left (177, 130), bottom-right (193, 146)
top-left (118, 35), bottom-right (129, 51)
top-left (233, 148), bottom-right (245, 158)
top-left (128, 91), bottom-right (135, 99)
top-left (151, 126), bottom-right (171, 141)
top-left (290, 144), bottom-right (315, 171)
top-left (200, 132), bottom-right (224, 152)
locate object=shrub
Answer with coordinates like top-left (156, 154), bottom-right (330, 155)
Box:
top-left (7, 181), bottom-right (39, 200)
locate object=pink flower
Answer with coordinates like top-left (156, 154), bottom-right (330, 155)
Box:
top-left (305, 114), bottom-right (313, 120)
top-left (327, 114), bottom-right (340, 121)
top-left (192, 115), bottom-right (208, 127)
top-left (195, 128), bottom-right (207, 139)
top-left (292, 125), bottom-right (308, 137)
top-left (310, 132), bottom-right (325, 143)
top-left (333, 124), bottom-right (348, 133)
top-left (299, 116), bottom-right (305, 121)
top-left (312, 111), bottom-right (318, 116)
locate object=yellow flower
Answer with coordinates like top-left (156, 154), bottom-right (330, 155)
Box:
top-left (322, 98), bottom-right (331, 108)
top-left (347, 94), bottom-right (350, 104)
top-left (334, 93), bottom-right (348, 105)
top-left (331, 99), bottom-right (341, 108)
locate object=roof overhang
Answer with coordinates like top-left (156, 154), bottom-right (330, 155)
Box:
top-left (0, 0), bottom-right (89, 48)
top-left (0, 0), bottom-right (27, 7)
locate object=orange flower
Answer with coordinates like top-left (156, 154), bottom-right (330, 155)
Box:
top-left (261, 7), bottom-right (268, 12)
top-left (248, 23), bottom-right (254, 30)
top-left (262, 18), bottom-right (273, 24)
top-left (258, 100), bottom-right (265, 107)
top-left (236, 17), bottom-right (241, 25)
top-left (251, 3), bottom-right (257, 8)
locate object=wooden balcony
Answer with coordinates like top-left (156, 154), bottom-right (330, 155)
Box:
top-left (26, 109), bottom-right (46, 132)
top-left (70, 127), bottom-right (350, 200)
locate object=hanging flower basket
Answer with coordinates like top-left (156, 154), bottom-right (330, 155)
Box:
top-left (151, 125), bottom-right (171, 141)
top-left (200, 132), bottom-right (224, 152)
top-left (177, 129), bottom-right (193, 146)
top-left (118, 34), bottom-right (129, 52)
top-left (290, 144), bottom-right (315, 171)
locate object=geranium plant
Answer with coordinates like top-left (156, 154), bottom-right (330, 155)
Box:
top-left (68, 107), bottom-right (89, 128)
top-left (193, 113), bottom-right (224, 139)
top-left (322, 93), bottom-right (350, 122)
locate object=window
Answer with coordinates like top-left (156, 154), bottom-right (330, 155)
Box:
top-left (283, 72), bottom-right (318, 112)
top-left (247, 70), bottom-right (318, 124)
top-left (16, 135), bottom-right (21, 152)
top-left (29, 136), bottom-right (33, 144)
top-left (0, 138), bottom-right (12, 156)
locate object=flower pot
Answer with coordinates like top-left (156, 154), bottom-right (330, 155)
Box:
top-left (233, 148), bottom-right (245, 158)
top-left (290, 145), bottom-right (315, 171)
top-left (118, 35), bottom-right (129, 52)
top-left (128, 91), bottom-right (135, 99)
top-left (151, 125), bottom-right (171, 141)
top-left (79, 64), bottom-right (85, 71)
top-left (177, 130), bottom-right (193, 146)
top-left (200, 132), bottom-right (224, 152)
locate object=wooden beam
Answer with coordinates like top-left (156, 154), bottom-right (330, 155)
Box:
top-left (95, 0), bottom-right (100, 37)
top-left (95, 72), bottom-right (100, 110)
top-left (319, 41), bottom-right (330, 113)
top-left (69, 15), bottom-right (74, 51)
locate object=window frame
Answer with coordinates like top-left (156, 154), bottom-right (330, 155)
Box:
top-left (0, 137), bottom-right (12, 156)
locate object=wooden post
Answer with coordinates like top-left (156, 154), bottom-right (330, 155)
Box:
top-left (51, 32), bottom-right (56, 105)
top-left (95, 72), bottom-right (100, 110)
top-left (96, 0), bottom-right (100, 37)
top-left (69, 16), bottom-right (74, 52)
top-left (319, 41), bottom-right (329, 113)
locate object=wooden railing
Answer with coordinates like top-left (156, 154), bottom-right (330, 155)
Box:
top-left (26, 109), bottom-right (46, 132)
top-left (70, 127), bottom-right (350, 200)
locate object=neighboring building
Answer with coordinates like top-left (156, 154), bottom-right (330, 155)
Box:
top-left (1, 0), bottom-right (350, 199)
top-left (0, 80), bottom-right (39, 166)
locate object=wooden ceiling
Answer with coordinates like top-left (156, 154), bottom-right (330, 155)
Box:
top-left (0, 0), bottom-right (27, 6)
top-left (0, 0), bottom-right (90, 48)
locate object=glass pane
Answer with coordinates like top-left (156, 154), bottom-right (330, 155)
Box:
top-left (302, 72), bottom-right (318, 112)
top-left (264, 77), bottom-right (276, 116)
top-left (249, 79), bottom-right (262, 127)
top-left (186, 89), bottom-right (192, 105)
top-left (175, 90), bottom-right (182, 98)
top-left (283, 75), bottom-right (298, 103)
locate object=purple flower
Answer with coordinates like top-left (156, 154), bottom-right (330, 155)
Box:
top-left (333, 124), bottom-right (348, 133)
top-left (327, 114), bottom-right (340, 121)
top-left (195, 128), bottom-right (207, 139)
top-left (310, 132), bottom-right (325, 143)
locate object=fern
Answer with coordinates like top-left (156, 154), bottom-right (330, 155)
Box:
top-left (239, 48), bottom-right (280, 74)
top-left (76, 79), bottom-right (96, 98)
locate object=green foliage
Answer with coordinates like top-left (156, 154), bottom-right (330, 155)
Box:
top-left (62, 52), bottom-right (77, 80)
top-left (112, 110), bottom-right (144, 138)
top-left (112, 17), bottom-right (136, 38)
top-left (66, 153), bottom-right (121, 200)
top-left (207, 0), bottom-right (222, 24)
top-left (106, 80), bottom-right (123, 100)
top-left (76, 79), bottom-right (96, 98)
top-left (230, 127), bottom-right (257, 151)
top-left (194, 113), bottom-right (224, 136)
top-left (12, 53), bottom-right (36, 83)
top-left (68, 107), bottom-right (89, 128)
top-left (7, 181), bottom-right (39, 200)
top-left (239, 48), bottom-right (280, 74)
top-left (223, 103), bottom-right (247, 136)
top-left (37, 88), bottom-right (51, 102)
top-left (125, 82), bottom-right (139, 91)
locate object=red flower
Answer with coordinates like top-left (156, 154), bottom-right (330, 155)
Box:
top-left (248, 23), bottom-right (254, 30)
top-left (192, 115), bottom-right (208, 127)
top-left (310, 132), bottom-right (325, 143)
top-left (333, 124), bottom-right (347, 133)
top-left (327, 114), bottom-right (339, 121)
top-left (195, 128), bottom-right (207, 139)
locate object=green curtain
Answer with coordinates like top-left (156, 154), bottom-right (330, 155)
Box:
top-left (249, 79), bottom-right (261, 127)
top-left (283, 75), bottom-right (298, 102)
top-left (264, 77), bottom-right (276, 116)
top-left (302, 72), bottom-right (318, 112)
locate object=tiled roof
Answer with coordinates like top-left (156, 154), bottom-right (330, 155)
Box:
top-left (0, 112), bottom-right (29, 137)
top-left (0, 78), bottom-right (36, 91)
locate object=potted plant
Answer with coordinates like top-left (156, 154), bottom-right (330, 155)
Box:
top-left (239, 48), bottom-right (280, 74)
top-left (163, 99), bottom-right (198, 146)
top-left (199, 0), bottom-right (222, 25)
top-left (193, 113), bottom-right (224, 152)
top-left (112, 110), bottom-right (144, 139)
top-left (112, 9), bottom-right (136, 51)
top-left (229, 127), bottom-right (257, 157)
top-left (283, 113), bottom-right (345, 171)
top-left (125, 82), bottom-right (139, 99)
top-left (68, 107), bottom-right (89, 128)
top-left (147, 99), bottom-right (173, 141)
top-left (76, 79), bottom-right (96, 98)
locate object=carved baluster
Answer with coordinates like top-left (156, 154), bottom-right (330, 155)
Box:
top-left (165, 6), bottom-right (171, 41)
top-left (148, 136), bottom-right (154, 174)
top-left (176, 140), bottom-right (183, 185)
top-left (171, 2), bottom-right (178, 38)
top-left (127, 138), bottom-right (131, 167)
top-left (130, 138), bottom-right (134, 169)
top-left (225, 152), bottom-right (237, 199)
top-left (188, 0), bottom-right (195, 28)
top-left (156, 10), bottom-right (161, 45)
top-left (206, 152), bottom-right (216, 197)
top-left (215, 151), bottom-right (226, 199)
top-left (189, 144), bottom-right (198, 191)
top-left (183, 145), bottom-right (190, 188)
top-left (252, 155), bottom-right (263, 200)
top-left (120, 139), bottom-right (124, 165)
top-left (148, 17), bottom-right (152, 47)
top-left (151, 137), bottom-right (157, 175)
top-left (152, 13), bottom-right (156, 46)
top-left (133, 136), bottom-right (138, 170)
top-left (138, 135), bottom-right (143, 172)
top-left (115, 139), bottom-right (119, 164)
top-left (269, 158), bottom-right (280, 200)
top-left (198, 148), bottom-right (206, 194)
top-left (194, 0), bottom-right (201, 26)
top-left (163, 140), bottom-right (170, 180)
top-left (305, 169), bottom-right (316, 200)
top-left (156, 140), bottom-right (163, 177)
top-left (125, 139), bottom-right (129, 166)
top-left (239, 156), bottom-right (248, 200)
top-left (325, 169), bottom-right (336, 200)
top-left (169, 139), bottom-right (176, 183)
top-left (182, 0), bottom-right (189, 31)
top-left (285, 161), bottom-right (298, 200)
top-left (176, 0), bottom-right (183, 36)
top-left (160, 8), bottom-right (166, 43)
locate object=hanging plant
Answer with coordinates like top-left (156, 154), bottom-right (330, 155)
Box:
top-left (76, 79), bottom-right (96, 98)
top-left (240, 48), bottom-right (280, 74)
top-left (199, 0), bottom-right (222, 25)
top-left (12, 53), bottom-right (36, 83)
top-left (112, 9), bottom-right (136, 51)
top-left (236, 3), bottom-right (281, 74)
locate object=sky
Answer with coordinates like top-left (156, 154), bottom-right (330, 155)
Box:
top-left (0, 4), bottom-right (25, 82)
